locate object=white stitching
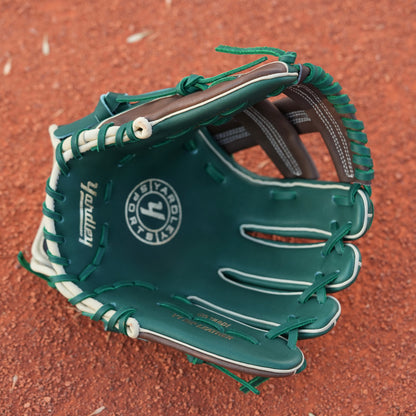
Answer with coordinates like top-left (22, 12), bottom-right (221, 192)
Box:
top-left (213, 126), bottom-right (248, 140)
top-left (244, 107), bottom-right (302, 176)
top-left (214, 126), bottom-right (251, 145)
top-left (285, 110), bottom-right (311, 125)
top-left (288, 85), bottom-right (354, 178)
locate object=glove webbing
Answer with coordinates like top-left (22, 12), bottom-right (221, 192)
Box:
top-left (208, 98), bottom-right (318, 179)
top-left (52, 48), bottom-right (373, 187)
top-left (208, 82), bottom-right (369, 183)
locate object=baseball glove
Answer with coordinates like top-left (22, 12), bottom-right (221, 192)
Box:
top-left (20, 46), bottom-right (374, 394)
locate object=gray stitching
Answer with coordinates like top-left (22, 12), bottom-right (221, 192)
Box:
top-left (244, 107), bottom-right (302, 176)
top-left (214, 126), bottom-right (251, 146)
top-left (289, 85), bottom-right (354, 178)
top-left (286, 110), bottom-right (311, 125)
top-left (214, 126), bottom-right (248, 140)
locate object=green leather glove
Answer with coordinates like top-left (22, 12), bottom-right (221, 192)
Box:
top-left (20, 46), bottom-right (373, 394)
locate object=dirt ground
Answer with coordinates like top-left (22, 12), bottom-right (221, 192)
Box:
top-left (1, 0), bottom-right (415, 415)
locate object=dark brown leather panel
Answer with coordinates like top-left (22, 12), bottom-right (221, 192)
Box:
top-left (102, 61), bottom-right (290, 127)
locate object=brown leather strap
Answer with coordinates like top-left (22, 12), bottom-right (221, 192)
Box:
top-left (103, 62), bottom-right (355, 183)
top-left (209, 80), bottom-right (355, 182)
top-left (101, 61), bottom-right (290, 127)
top-left (209, 101), bottom-right (318, 179)
top-left (282, 84), bottom-right (355, 182)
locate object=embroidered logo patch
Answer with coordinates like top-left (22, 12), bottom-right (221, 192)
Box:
top-left (125, 179), bottom-right (182, 245)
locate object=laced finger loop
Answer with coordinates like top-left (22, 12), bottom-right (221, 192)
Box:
top-left (298, 271), bottom-right (340, 304)
top-left (266, 315), bottom-right (318, 350)
top-left (321, 221), bottom-right (352, 257)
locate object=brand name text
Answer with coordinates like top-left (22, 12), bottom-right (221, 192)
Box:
top-left (79, 181), bottom-right (98, 247)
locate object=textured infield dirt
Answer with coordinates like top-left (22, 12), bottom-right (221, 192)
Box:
top-left (1, 1), bottom-right (416, 415)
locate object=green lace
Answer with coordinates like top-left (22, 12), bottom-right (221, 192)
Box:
top-left (298, 272), bottom-right (340, 304)
top-left (56, 120), bottom-right (141, 175)
top-left (82, 304), bottom-right (138, 336)
top-left (17, 252), bottom-right (78, 289)
top-left (69, 280), bottom-right (156, 306)
top-left (17, 252), bottom-right (51, 284)
top-left (115, 45), bottom-right (297, 106)
top-left (332, 183), bottom-right (362, 206)
top-left (215, 45), bottom-right (297, 64)
top-left (115, 56), bottom-right (268, 105)
top-left (83, 306), bottom-right (137, 336)
top-left (265, 315), bottom-right (317, 350)
top-left (186, 355), bottom-right (267, 395)
top-left (186, 313), bottom-right (315, 394)
top-left (239, 376), bottom-right (270, 394)
top-left (321, 221), bottom-right (353, 257)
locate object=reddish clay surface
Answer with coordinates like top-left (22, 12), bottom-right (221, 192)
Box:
top-left (1, 1), bottom-right (415, 415)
